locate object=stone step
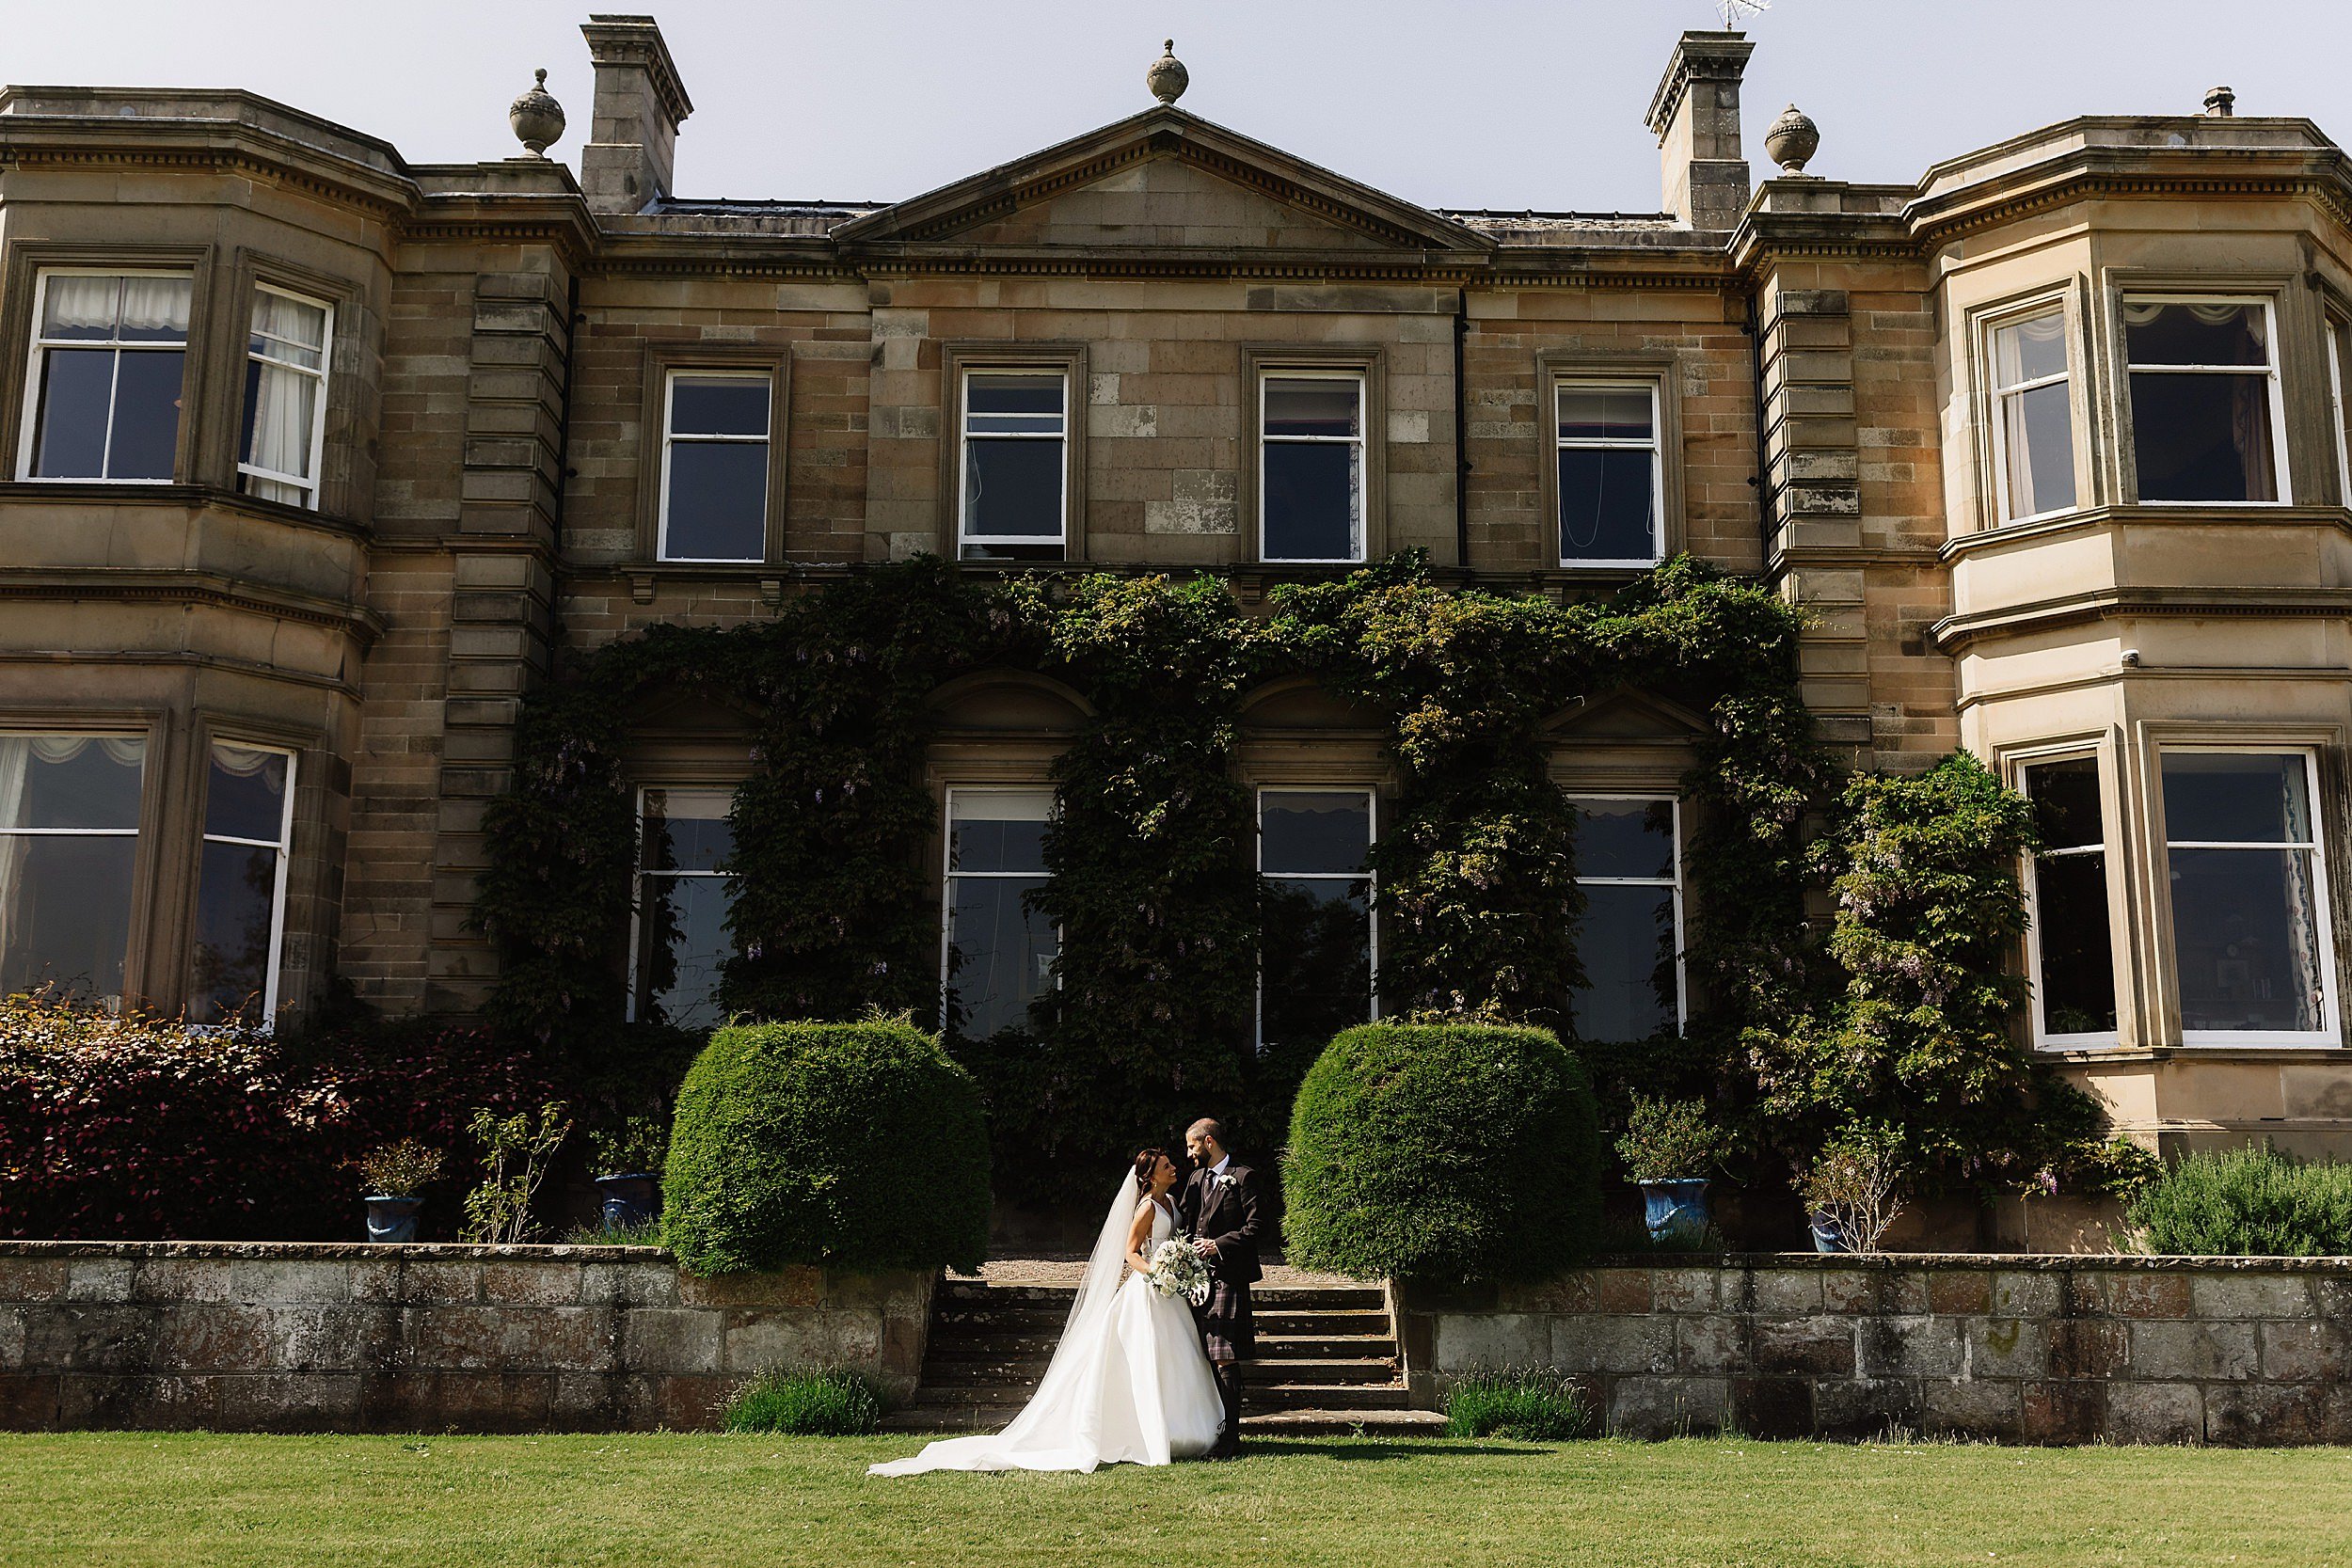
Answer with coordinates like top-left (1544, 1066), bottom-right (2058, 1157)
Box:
top-left (921, 1356), bottom-right (1401, 1391)
top-left (935, 1283), bottom-right (1382, 1312)
top-left (930, 1307), bottom-right (1391, 1339)
top-left (1246, 1382), bottom-right (1414, 1412)
top-left (927, 1331), bottom-right (1398, 1361)
top-left (1242, 1357), bottom-right (1398, 1386)
top-left (877, 1404), bottom-right (1447, 1439)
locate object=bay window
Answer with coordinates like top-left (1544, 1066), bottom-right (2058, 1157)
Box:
top-left (1556, 384), bottom-right (1663, 566)
top-left (2123, 298), bottom-right (2284, 503)
top-left (237, 288), bottom-right (332, 508)
top-left (1566, 797), bottom-right (1683, 1042)
top-left (1257, 788), bottom-right (1375, 1052)
top-left (0, 734), bottom-right (146, 1008)
top-left (2328, 314), bottom-right (2351, 506)
top-left (22, 271), bottom-right (191, 482)
top-left (1988, 306), bottom-right (2076, 521)
top-left (2020, 756), bottom-right (2117, 1045)
top-left (631, 787), bottom-right (737, 1030)
top-left (1260, 373), bottom-right (1365, 563)
top-left (187, 742), bottom-right (294, 1024)
top-left (960, 371), bottom-right (1068, 561)
top-left (2162, 751), bottom-right (2338, 1044)
top-left (942, 788), bottom-right (1058, 1040)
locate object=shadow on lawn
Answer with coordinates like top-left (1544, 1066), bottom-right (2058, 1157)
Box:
top-left (1233, 1440), bottom-right (1552, 1461)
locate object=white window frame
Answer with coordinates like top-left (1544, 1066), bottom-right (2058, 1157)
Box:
top-left (0, 730), bottom-right (147, 1012)
top-left (1254, 785), bottom-right (1379, 1051)
top-left (195, 741), bottom-right (297, 1021)
top-left (2326, 315), bottom-right (2351, 508)
top-left (1568, 794), bottom-right (1687, 1036)
top-left (1554, 381), bottom-right (1665, 569)
top-left (1985, 302), bottom-right (2077, 525)
top-left (625, 784), bottom-right (739, 1024)
top-left (2159, 746), bottom-right (2342, 1049)
top-left (655, 369), bottom-right (771, 563)
top-left (937, 785), bottom-right (1060, 1037)
top-left (1258, 370), bottom-right (1367, 565)
top-left (957, 368), bottom-right (1070, 553)
top-left (236, 284), bottom-right (333, 510)
top-left (16, 266), bottom-right (192, 484)
top-left (2016, 750), bottom-right (2118, 1051)
top-left (2122, 293), bottom-right (2290, 507)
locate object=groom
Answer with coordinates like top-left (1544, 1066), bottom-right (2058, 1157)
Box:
top-left (1179, 1116), bottom-right (1263, 1460)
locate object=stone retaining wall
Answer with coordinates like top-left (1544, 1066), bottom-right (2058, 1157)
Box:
top-left (1396, 1254), bottom-right (2352, 1446)
top-left (0, 1243), bottom-right (931, 1433)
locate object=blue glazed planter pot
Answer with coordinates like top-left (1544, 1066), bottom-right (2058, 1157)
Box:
top-left (1809, 1211), bottom-right (1850, 1253)
top-left (594, 1173), bottom-right (660, 1231)
top-left (364, 1196), bottom-right (422, 1244)
top-left (1639, 1179), bottom-right (1710, 1242)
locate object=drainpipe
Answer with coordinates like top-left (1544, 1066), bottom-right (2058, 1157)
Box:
top-left (1745, 286), bottom-right (1773, 566)
top-left (1453, 290), bottom-right (1471, 576)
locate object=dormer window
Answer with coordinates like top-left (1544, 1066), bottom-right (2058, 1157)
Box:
top-left (21, 271), bottom-right (191, 483)
top-left (2123, 298), bottom-right (2284, 504)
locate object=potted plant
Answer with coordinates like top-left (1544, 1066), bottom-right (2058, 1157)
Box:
top-left (1613, 1096), bottom-right (1724, 1243)
top-left (358, 1138), bottom-right (445, 1243)
top-left (1797, 1121), bottom-right (1907, 1255)
top-left (586, 1116), bottom-right (669, 1234)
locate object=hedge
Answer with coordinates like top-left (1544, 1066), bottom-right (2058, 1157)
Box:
top-left (1280, 1022), bottom-right (1601, 1285)
top-left (662, 1019), bottom-right (989, 1275)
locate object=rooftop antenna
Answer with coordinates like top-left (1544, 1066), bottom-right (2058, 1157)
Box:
top-left (1716, 0), bottom-right (1769, 25)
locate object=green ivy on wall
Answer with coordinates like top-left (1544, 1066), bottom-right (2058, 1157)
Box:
top-left (477, 553), bottom-right (2121, 1202)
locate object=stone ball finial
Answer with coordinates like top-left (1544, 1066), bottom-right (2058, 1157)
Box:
top-left (1147, 40), bottom-right (1188, 106)
top-left (509, 68), bottom-right (566, 157)
top-left (1764, 103), bottom-right (1820, 176)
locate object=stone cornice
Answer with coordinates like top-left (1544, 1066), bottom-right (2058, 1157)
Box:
top-left (1931, 584), bottom-right (2352, 653)
top-left (0, 567), bottom-right (382, 644)
top-left (0, 119), bottom-right (420, 222)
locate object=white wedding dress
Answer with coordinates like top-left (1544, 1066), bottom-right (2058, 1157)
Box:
top-left (869, 1175), bottom-right (1224, 1474)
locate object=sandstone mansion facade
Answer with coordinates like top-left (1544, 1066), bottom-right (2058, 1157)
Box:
top-left (3, 18), bottom-right (2351, 1168)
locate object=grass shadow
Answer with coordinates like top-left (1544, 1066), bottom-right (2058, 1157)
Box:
top-left (1235, 1439), bottom-right (1558, 1461)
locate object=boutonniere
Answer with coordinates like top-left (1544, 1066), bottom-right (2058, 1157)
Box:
top-left (1215, 1172), bottom-right (1239, 1191)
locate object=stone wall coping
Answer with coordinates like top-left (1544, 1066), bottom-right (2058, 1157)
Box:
top-left (0, 1241), bottom-right (675, 1262)
top-left (1570, 1252), bottom-right (2352, 1274)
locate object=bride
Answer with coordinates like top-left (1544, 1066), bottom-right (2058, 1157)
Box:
top-left (869, 1148), bottom-right (1225, 1474)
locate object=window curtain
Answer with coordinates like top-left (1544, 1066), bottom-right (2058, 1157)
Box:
top-left (2231, 375), bottom-right (2274, 500)
top-left (245, 295), bottom-right (326, 502)
top-left (119, 277), bottom-right (191, 339)
top-left (2279, 764), bottom-right (2327, 1028)
top-left (0, 740), bottom-right (29, 958)
top-left (1994, 310), bottom-right (2066, 384)
top-left (40, 276), bottom-right (120, 336)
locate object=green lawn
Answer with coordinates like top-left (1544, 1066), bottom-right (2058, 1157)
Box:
top-left (3, 1433), bottom-right (2345, 1568)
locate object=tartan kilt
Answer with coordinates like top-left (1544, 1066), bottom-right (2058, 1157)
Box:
top-left (1194, 1278), bottom-right (1255, 1361)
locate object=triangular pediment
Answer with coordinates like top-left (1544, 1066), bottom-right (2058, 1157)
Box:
top-left (1542, 689), bottom-right (1714, 742)
top-left (836, 107), bottom-right (1489, 257)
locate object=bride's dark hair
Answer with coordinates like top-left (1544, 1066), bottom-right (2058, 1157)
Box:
top-left (1131, 1147), bottom-right (1176, 1193)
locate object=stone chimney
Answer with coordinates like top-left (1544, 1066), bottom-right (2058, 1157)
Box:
top-left (1645, 30), bottom-right (1756, 232)
top-left (578, 14), bottom-right (692, 214)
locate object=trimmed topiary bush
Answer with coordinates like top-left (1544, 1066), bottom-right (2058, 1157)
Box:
top-left (662, 1019), bottom-right (989, 1275)
top-left (1281, 1022), bottom-right (1601, 1284)
top-left (2126, 1144), bottom-right (2352, 1257)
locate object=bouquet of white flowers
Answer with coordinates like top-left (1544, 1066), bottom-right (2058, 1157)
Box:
top-left (1146, 1235), bottom-right (1212, 1305)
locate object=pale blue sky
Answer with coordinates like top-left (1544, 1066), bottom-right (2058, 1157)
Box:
top-left (11, 1), bottom-right (2350, 213)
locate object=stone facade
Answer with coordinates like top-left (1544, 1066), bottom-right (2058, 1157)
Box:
top-left (0, 1242), bottom-right (930, 1432)
top-left (1397, 1254), bottom-right (2352, 1445)
top-left (1, 19), bottom-right (2350, 1171)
